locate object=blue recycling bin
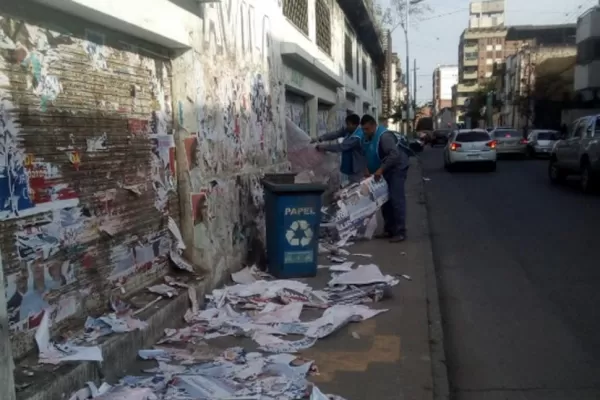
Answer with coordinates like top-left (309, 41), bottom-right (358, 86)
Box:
top-left (262, 180), bottom-right (327, 279)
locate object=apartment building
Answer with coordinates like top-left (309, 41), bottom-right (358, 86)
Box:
top-left (456, 27), bottom-right (507, 109)
top-left (469, 0), bottom-right (505, 29)
top-left (575, 6), bottom-right (600, 102)
top-left (432, 65), bottom-right (459, 113)
top-left (282, 0), bottom-right (384, 136)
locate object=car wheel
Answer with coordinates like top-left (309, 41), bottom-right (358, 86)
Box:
top-left (580, 161), bottom-right (598, 194)
top-left (489, 162), bottom-right (497, 172)
top-left (527, 147), bottom-right (535, 159)
top-left (548, 158), bottom-right (566, 184)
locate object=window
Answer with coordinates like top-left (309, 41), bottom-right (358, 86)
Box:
top-left (456, 131), bottom-right (491, 142)
top-left (487, 38), bottom-right (493, 45)
top-left (494, 129), bottom-right (519, 137)
top-left (495, 44), bottom-right (503, 51)
top-left (595, 117), bottom-right (600, 137)
top-left (344, 34), bottom-right (353, 77)
top-left (572, 120), bottom-right (586, 138)
top-left (362, 59), bottom-right (367, 90)
top-left (537, 131), bottom-right (558, 140)
top-left (486, 58), bottom-right (493, 65)
top-left (283, 0), bottom-right (308, 35)
top-left (486, 45), bottom-right (493, 51)
top-left (315, 0), bottom-right (331, 55)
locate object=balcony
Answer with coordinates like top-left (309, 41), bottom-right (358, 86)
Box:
top-left (455, 96), bottom-right (467, 106)
top-left (464, 57), bottom-right (478, 67)
top-left (458, 83), bottom-right (479, 93)
top-left (463, 44), bottom-right (478, 54)
top-left (463, 70), bottom-right (478, 80)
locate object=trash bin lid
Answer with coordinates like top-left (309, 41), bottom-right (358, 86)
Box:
top-left (262, 180), bottom-right (327, 194)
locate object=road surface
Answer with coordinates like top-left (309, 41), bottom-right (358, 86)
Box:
top-left (422, 148), bottom-right (600, 400)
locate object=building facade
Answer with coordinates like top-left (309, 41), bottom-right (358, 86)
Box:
top-left (501, 45), bottom-right (576, 129)
top-left (469, 0), bottom-right (505, 29)
top-left (575, 6), bottom-right (600, 99)
top-left (432, 65), bottom-right (458, 113)
top-left (282, 0), bottom-right (384, 137)
top-left (0, 0), bottom-right (383, 361)
top-left (456, 27), bottom-right (507, 111)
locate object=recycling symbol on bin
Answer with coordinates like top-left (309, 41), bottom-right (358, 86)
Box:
top-left (285, 220), bottom-right (313, 246)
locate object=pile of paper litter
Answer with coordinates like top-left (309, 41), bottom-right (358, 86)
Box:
top-left (68, 264), bottom-right (398, 399)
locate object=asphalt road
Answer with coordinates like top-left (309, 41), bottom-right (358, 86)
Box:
top-left (421, 148), bottom-right (600, 400)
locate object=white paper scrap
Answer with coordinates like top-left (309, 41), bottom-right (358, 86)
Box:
top-left (231, 267), bottom-right (257, 284)
top-left (36, 312), bottom-right (103, 365)
top-left (168, 216), bottom-right (186, 250)
top-left (328, 264), bottom-right (394, 286)
top-left (352, 253), bottom-right (372, 258)
top-left (169, 250), bottom-right (194, 272)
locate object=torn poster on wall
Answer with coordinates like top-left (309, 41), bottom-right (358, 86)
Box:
top-left (5, 256), bottom-right (78, 332)
top-left (109, 233), bottom-right (170, 282)
top-left (0, 113), bottom-right (79, 220)
top-left (150, 134), bottom-right (175, 212)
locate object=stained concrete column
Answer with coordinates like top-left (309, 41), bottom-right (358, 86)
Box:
top-left (307, 96), bottom-right (318, 138)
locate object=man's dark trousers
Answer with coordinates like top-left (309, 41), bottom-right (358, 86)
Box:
top-left (381, 168), bottom-right (407, 236)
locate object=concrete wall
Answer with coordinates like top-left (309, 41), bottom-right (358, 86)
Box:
top-left (0, 1), bottom-right (179, 359)
top-left (1, 0), bottom-right (290, 359)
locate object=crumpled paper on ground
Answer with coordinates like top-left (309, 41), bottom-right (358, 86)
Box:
top-left (36, 312), bottom-right (103, 365)
top-left (286, 117), bottom-right (340, 186)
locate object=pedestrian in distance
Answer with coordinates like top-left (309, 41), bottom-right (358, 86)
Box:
top-left (312, 114), bottom-right (367, 184)
top-left (360, 114), bottom-right (410, 243)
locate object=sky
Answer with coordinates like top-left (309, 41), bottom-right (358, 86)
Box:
top-left (381, 0), bottom-right (595, 104)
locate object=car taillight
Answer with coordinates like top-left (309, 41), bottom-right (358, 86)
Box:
top-left (519, 138), bottom-right (528, 144)
top-left (486, 140), bottom-right (497, 149)
top-left (450, 142), bottom-right (461, 151)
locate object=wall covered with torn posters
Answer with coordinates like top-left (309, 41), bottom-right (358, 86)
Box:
top-left (0, 5), bottom-right (178, 358)
top-left (172, 0), bottom-right (288, 286)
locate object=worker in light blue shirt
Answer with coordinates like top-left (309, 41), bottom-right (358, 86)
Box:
top-left (360, 114), bottom-right (410, 243)
top-left (313, 114), bottom-right (367, 184)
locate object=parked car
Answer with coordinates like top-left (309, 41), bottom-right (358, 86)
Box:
top-left (492, 128), bottom-right (527, 157)
top-left (443, 129), bottom-right (497, 172)
top-left (526, 130), bottom-right (559, 158)
top-left (431, 129), bottom-right (451, 147)
top-left (549, 115), bottom-right (600, 193)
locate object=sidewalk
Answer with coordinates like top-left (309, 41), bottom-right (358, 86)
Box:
top-left (299, 159), bottom-right (449, 399)
top-left (15, 159), bottom-right (448, 400)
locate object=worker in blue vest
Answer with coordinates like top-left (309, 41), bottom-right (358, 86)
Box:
top-left (360, 114), bottom-right (410, 243)
top-left (313, 114), bottom-right (367, 184)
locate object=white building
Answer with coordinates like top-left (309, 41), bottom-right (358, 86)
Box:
top-left (281, 0), bottom-right (384, 136)
top-left (469, 0), bottom-right (505, 29)
top-left (575, 5), bottom-right (600, 97)
top-left (432, 65), bottom-right (458, 113)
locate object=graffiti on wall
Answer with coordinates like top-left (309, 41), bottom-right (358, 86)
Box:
top-left (317, 109), bottom-right (329, 135)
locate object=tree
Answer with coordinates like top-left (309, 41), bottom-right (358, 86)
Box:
top-left (375, 0), bottom-right (432, 33)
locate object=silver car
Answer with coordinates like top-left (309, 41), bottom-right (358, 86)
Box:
top-left (526, 130), bottom-right (559, 158)
top-left (492, 128), bottom-right (527, 156)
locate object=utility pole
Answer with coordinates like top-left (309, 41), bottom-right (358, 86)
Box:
top-left (0, 251), bottom-right (17, 400)
top-left (413, 59), bottom-right (417, 111)
top-left (404, 0), bottom-right (411, 135)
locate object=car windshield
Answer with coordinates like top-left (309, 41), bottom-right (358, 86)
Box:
top-left (455, 131), bottom-right (490, 142)
top-left (537, 131), bottom-right (558, 140)
top-left (495, 130), bottom-right (519, 137)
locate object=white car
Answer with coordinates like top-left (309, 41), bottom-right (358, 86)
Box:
top-left (443, 129), bottom-right (497, 172)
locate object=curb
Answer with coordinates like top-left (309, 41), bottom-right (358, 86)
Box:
top-left (18, 278), bottom-right (209, 400)
top-left (416, 161), bottom-right (451, 400)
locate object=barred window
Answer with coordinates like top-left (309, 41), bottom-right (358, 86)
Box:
top-left (283, 0), bottom-right (308, 35)
top-left (362, 59), bottom-right (367, 90)
top-left (344, 34), bottom-right (353, 76)
top-left (315, 0), bottom-right (331, 55)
